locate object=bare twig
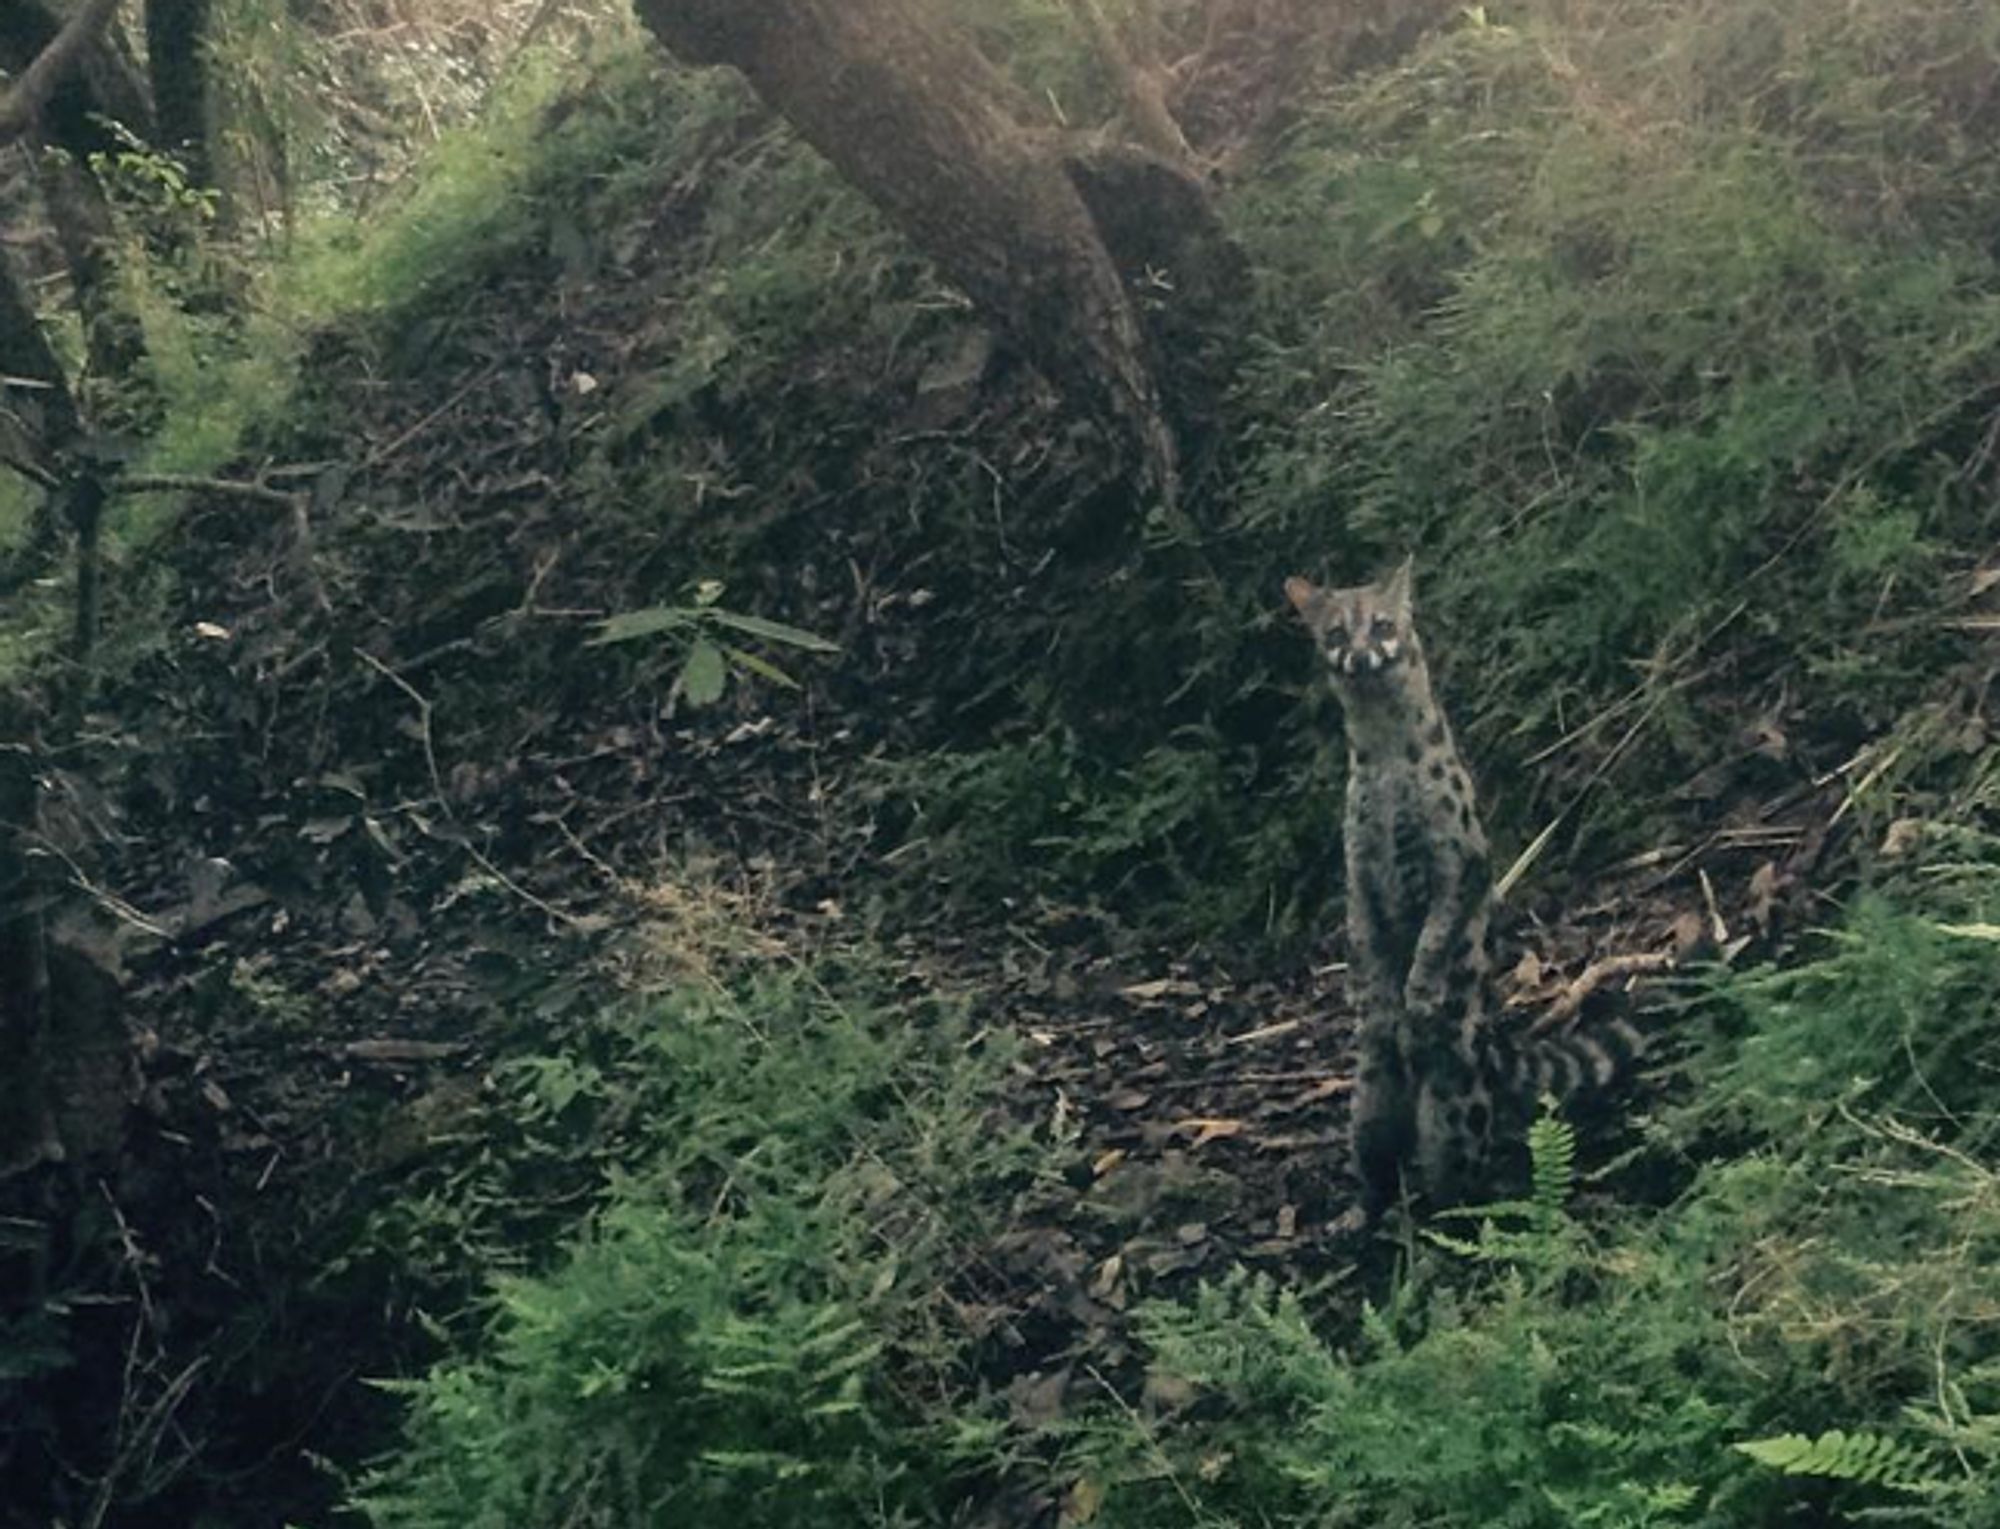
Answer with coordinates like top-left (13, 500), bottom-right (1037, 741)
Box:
top-left (79, 1184), bottom-right (207, 1529)
top-left (364, 366), bottom-right (498, 468)
top-left (1083, 1362), bottom-right (1204, 1518)
top-left (0, 448), bottom-right (57, 489)
top-left (354, 648), bottom-right (584, 929)
top-left (118, 470), bottom-right (331, 611)
top-left (1220, 1017), bottom-right (1302, 1047)
top-left (1528, 951), bottom-right (1677, 1035)
top-left (117, 471), bottom-right (302, 509)
top-left (82, 1353), bottom-right (207, 1529)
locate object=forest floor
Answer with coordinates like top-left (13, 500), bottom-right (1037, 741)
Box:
top-left (13, 36), bottom-right (1945, 1516)
top-left (80, 577), bottom-right (1846, 1523)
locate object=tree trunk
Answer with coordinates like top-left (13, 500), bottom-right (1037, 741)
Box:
top-left (0, 692), bottom-right (59, 1177)
top-left (35, 147), bottom-right (149, 400)
top-left (1068, 0), bottom-right (1199, 173)
top-left (0, 0), bottom-right (151, 155)
top-left (633, 0), bottom-right (1185, 505)
top-left (1063, 139), bottom-right (1246, 468)
top-left (146, 0), bottom-right (213, 184)
top-left (0, 246), bottom-right (84, 596)
top-left (0, 247), bottom-right (83, 452)
top-left (1, 0), bottom-right (153, 412)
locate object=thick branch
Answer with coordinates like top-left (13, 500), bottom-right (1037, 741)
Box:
top-left (0, 248), bottom-right (94, 610)
top-left (146, 0), bottom-right (212, 180)
top-left (0, 0), bottom-right (121, 147)
top-left (0, 246), bottom-right (81, 451)
top-left (1068, 0), bottom-right (1199, 173)
top-left (635, 0), bottom-right (1181, 503)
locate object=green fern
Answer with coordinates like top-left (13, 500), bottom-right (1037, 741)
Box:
top-left (1733, 1429), bottom-right (1932, 1492)
top-left (1427, 1097), bottom-right (1581, 1272)
top-left (1526, 1097), bottom-right (1576, 1238)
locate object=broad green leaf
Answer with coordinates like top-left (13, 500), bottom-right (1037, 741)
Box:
top-left (705, 609), bottom-right (840, 652)
top-left (718, 643), bottom-right (799, 690)
top-left (588, 606), bottom-right (696, 646)
top-left (680, 640), bottom-right (727, 706)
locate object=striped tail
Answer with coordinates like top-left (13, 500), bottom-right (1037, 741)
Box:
top-left (1484, 1015), bottom-right (1646, 1101)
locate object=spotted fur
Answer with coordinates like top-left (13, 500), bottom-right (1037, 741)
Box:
top-left (1287, 560), bottom-right (1640, 1220)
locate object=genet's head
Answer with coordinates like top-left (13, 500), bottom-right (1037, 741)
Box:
top-left (1283, 558), bottom-right (1417, 697)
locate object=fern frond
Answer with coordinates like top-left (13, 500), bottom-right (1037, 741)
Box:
top-left (1527, 1097), bottom-right (1575, 1236)
top-left (1421, 1226), bottom-right (1486, 1255)
top-left (1733, 1429), bottom-right (1932, 1491)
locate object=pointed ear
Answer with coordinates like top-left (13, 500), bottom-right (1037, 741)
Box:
top-left (1283, 576), bottom-right (1321, 621)
top-left (1382, 556), bottom-right (1415, 613)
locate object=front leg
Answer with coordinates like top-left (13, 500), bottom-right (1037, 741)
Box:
top-left (1403, 847), bottom-right (1488, 1020)
top-left (1341, 904), bottom-right (1415, 1227)
top-left (1346, 1003), bottom-right (1414, 1223)
top-left (1403, 849), bottom-right (1494, 1207)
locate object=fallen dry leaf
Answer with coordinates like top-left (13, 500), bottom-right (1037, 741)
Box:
top-left (1747, 859), bottom-right (1786, 931)
top-left (1010, 1368), bottom-right (1071, 1429)
top-left (1141, 1368), bottom-right (1196, 1414)
top-left (1177, 1117), bottom-right (1245, 1147)
top-left (1062, 1476), bottom-right (1104, 1525)
top-left (1879, 817), bottom-right (1925, 858)
top-left (1119, 978), bottom-right (1201, 1001)
top-left (1511, 949), bottom-right (1545, 991)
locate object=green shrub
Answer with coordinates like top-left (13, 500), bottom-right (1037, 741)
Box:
top-left (352, 959), bottom-right (1046, 1528)
top-left (1061, 841), bottom-right (2000, 1526)
top-left (354, 1204), bottom-right (917, 1529)
top-left (900, 0), bottom-right (2000, 944)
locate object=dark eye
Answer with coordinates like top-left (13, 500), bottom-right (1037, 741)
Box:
top-left (1369, 615), bottom-right (1396, 640)
top-left (1325, 623), bottom-right (1349, 647)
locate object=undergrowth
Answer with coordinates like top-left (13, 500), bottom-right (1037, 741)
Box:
top-left (116, 33), bottom-right (640, 491)
top-left (349, 949), bottom-right (1048, 1528)
top-left (351, 841), bottom-right (2000, 1528)
top-left (1056, 838), bottom-right (2000, 1527)
top-left (11, 0), bottom-right (2000, 1520)
top-left (882, 0), bottom-right (2000, 946)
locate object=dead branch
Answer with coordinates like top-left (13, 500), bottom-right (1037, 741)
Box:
top-left (1, 448), bottom-right (58, 489)
top-left (354, 649), bottom-right (584, 930)
top-left (118, 471), bottom-right (303, 508)
top-left (1528, 951), bottom-right (1678, 1035)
